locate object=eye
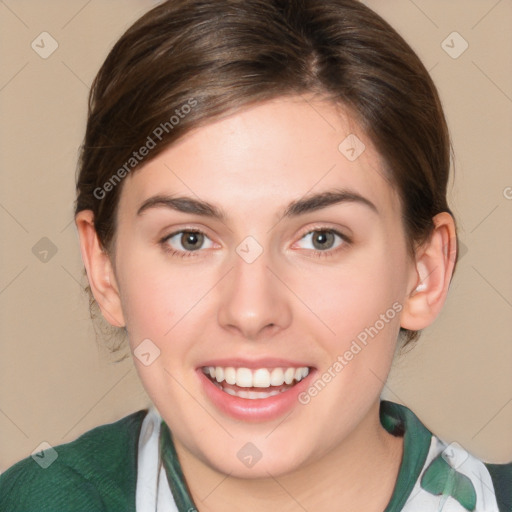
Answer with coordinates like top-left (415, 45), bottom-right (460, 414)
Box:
top-left (295, 228), bottom-right (348, 254)
top-left (161, 229), bottom-right (215, 257)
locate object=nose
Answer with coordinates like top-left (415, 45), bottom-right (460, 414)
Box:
top-left (217, 247), bottom-right (292, 341)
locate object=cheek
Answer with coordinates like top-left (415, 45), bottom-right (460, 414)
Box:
top-left (292, 243), bottom-right (407, 346)
top-left (115, 248), bottom-right (201, 344)
top-left (292, 255), bottom-right (405, 419)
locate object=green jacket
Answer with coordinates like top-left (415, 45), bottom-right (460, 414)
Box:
top-left (1, 402), bottom-right (510, 511)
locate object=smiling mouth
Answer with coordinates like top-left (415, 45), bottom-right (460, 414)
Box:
top-left (201, 365), bottom-right (311, 399)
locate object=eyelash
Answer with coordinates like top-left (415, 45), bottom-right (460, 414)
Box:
top-left (159, 227), bottom-right (351, 260)
top-left (160, 229), bottom-right (211, 259)
top-left (303, 228), bottom-right (351, 259)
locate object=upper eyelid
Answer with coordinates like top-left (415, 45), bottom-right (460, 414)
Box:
top-left (300, 226), bottom-right (347, 237)
top-left (294, 224), bottom-right (352, 244)
top-left (162, 226), bottom-right (211, 239)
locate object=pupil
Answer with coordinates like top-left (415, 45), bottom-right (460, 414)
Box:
top-left (182, 232), bottom-right (203, 251)
top-left (313, 231), bottom-right (333, 250)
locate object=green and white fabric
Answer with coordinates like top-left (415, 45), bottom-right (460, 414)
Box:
top-left (0, 401), bottom-right (510, 511)
top-left (136, 407), bottom-right (176, 511)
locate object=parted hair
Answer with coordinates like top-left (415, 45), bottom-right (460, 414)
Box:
top-left (75, 0), bottom-right (457, 349)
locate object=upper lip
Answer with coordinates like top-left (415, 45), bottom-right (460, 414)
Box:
top-left (197, 358), bottom-right (313, 369)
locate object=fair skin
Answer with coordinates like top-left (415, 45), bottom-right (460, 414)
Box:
top-left (76, 95), bottom-right (456, 511)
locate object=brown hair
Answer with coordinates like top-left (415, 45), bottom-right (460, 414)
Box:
top-left (75, 0), bottom-right (457, 351)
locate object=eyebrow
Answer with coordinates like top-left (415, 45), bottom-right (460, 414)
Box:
top-left (136, 188), bottom-right (378, 220)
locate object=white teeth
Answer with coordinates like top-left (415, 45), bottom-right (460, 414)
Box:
top-left (203, 365), bottom-right (310, 388)
top-left (253, 368), bottom-right (270, 388)
top-left (236, 368), bottom-right (253, 387)
top-left (212, 380), bottom-right (284, 399)
top-left (284, 367), bottom-right (295, 384)
top-left (270, 368), bottom-right (285, 386)
top-left (224, 367), bottom-right (236, 385)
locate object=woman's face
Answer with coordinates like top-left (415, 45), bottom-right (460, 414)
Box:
top-left (112, 96), bottom-right (416, 477)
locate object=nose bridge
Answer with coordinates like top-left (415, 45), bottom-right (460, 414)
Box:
top-left (216, 238), bottom-right (292, 339)
top-left (233, 245), bottom-right (272, 299)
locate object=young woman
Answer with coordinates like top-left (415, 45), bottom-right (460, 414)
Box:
top-left (1, 1), bottom-right (510, 511)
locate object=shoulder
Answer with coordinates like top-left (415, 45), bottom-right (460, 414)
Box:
top-left (0, 409), bottom-right (148, 512)
top-left (484, 460), bottom-right (512, 511)
top-left (418, 438), bottom-right (512, 512)
top-left (380, 400), bottom-right (512, 511)
top-left (408, 427), bottom-right (512, 512)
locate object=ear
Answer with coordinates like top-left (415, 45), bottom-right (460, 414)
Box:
top-left (400, 212), bottom-right (457, 331)
top-left (75, 210), bottom-right (125, 327)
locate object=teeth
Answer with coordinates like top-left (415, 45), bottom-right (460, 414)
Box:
top-left (212, 380), bottom-right (286, 399)
top-left (270, 368), bottom-right (284, 386)
top-left (236, 368), bottom-right (253, 387)
top-left (253, 369), bottom-right (270, 388)
top-left (284, 367), bottom-right (295, 385)
top-left (224, 367), bottom-right (236, 385)
top-left (202, 365), bottom-right (310, 388)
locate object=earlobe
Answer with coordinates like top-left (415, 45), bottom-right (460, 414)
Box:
top-left (75, 210), bottom-right (125, 328)
top-left (400, 212), bottom-right (457, 331)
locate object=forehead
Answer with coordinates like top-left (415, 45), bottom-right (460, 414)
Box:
top-left (119, 96), bottom-right (400, 222)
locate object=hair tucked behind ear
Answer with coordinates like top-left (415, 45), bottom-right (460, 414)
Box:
top-left (75, 0), bottom-right (457, 352)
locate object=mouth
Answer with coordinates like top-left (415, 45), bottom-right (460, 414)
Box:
top-left (201, 365), bottom-right (310, 399)
top-left (197, 361), bottom-right (315, 421)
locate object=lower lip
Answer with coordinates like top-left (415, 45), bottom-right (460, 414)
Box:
top-left (197, 369), bottom-right (315, 422)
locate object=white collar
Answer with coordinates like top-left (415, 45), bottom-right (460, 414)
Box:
top-left (136, 406), bottom-right (179, 512)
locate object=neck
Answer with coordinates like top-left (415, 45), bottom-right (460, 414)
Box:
top-left (173, 398), bottom-right (404, 512)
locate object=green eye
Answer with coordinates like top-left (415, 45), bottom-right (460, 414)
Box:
top-left (297, 229), bottom-right (347, 251)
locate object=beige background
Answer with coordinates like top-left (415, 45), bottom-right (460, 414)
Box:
top-left (0, 0), bottom-right (511, 473)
